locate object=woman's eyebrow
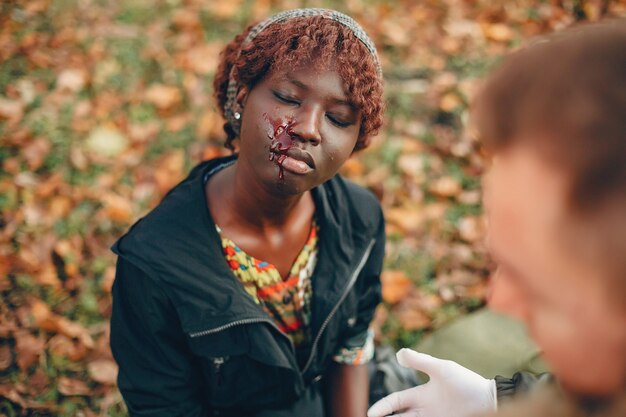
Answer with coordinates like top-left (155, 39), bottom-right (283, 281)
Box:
top-left (286, 77), bottom-right (308, 90)
top-left (332, 98), bottom-right (356, 109)
top-left (285, 76), bottom-right (355, 109)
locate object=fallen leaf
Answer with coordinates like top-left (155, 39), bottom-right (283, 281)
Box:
top-left (0, 315), bottom-right (17, 338)
top-left (201, 145), bottom-right (226, 162)
top-left (196, 110), bottom-right (226, 140)
top-left (381, 19), bottom-right (410, 46)
top-left (0, 98), bottom-right (24, 120)
top-left (432, 72), bottom-right (458, 90)
top-left (462, 281), bottom-right (489, 299)
top-left (58, 377), bottom-right (90, 396)
top-left (70, 146), bottom-right (88, 170)
top-left (88, 359), bottom-right (118, 385)
top-left (208, 0), bottom-right (244, 18)
top-left (171, 9), bottom-right (201, 30)
top-left (481, 23), bottom-right (515, 42)
top-left (458, 190), bottom-right (481, 205)
top-left (14, 330), bottom-right (45, 371)
top-left (56, 69), bottom-right (88, 93)
top-left (48, 334), bottom-right (88, 362)
top-left (3, 157), bottom-right (21, 174)
top-left (102, 266), bottom-right (116, 293)
top-left (16, 79), bottom-right (36, 105)
top-left (437, 270), bottom-right (482, 287)
top-left (381, 270), bottom-right (414, 304)
top-left (0, 385), bottom-right (27, 409)
top-left (181, 44), bottom-right (221, 75)
top-left (340, 158), bottom-right (365, 178)
top-left (85, 126), bottom-right (129, 158)
top-left (418, 292), bottom-right (445, 313)
top-left (36, 263), bottom-right (61, 288)
top-left (439, 92), bottom-right (462, 112)
top-left (370, 305), bottom-right (389, 342)
top-left (31, 299), bottom-right (94, 349)
top-left (385, 206), bottom-right (425, 234)
top-left (428, 176), bottom-right (462, 197)
top-left (0, 344), bottom-right (13, 371)
top-left (396, 304), bottom-right (432, 330)
top-left (397, 154), bottom-right (425, 178)
top-left (128, 121), bottom-right (160, 143)
top-left (458, 215), bottom-right (486, 242)
top-left (154, 151), bottom-right (185, 195)
top-left (145, 84), bottom-right (182, 111)
top-left (165, 113), bottom-right (192, 132)
top-left (28, 368), bottom-right (49, 396)
top-left (49, 196), bottom-right (72, 219)
top-left (101, 193), bottom-right (133, 223)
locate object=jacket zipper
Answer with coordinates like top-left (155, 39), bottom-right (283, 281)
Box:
top-left (212, 356), bottom-right (228, 386)
top-left (189, 317), bottom-right (295, 355)
top-left (301, 238), bottom-right (376, 374)
top-left (189, 238), bottom-right (376, 377)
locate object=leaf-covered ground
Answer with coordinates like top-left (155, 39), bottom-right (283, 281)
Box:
top-left (1, 0), bottom-right (624, 415)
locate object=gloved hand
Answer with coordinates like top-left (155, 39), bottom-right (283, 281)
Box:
top-left (367, 348), bottom-right (497, 417)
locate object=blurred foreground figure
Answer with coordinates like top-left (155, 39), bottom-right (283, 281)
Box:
top-left (369, 20), bottom-right (626, 417)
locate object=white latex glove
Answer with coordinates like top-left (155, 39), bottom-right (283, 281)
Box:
top-left (367, 348), bottom-right (497, 417)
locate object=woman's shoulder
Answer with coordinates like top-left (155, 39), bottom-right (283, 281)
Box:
top-left (112, 157), bottom-right (234, 277)
top-left (318, 174), bottom-right (384, 232)
top-left (322, 175), bottom-right (380, 208)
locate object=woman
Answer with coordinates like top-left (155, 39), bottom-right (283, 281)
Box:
top-left (110, 8), bottom-right (385, 417)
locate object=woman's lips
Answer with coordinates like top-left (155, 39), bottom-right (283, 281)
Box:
top-left (280, 155), bottom-right (314, 175)
top-left (271, 148), bottom-right (315, 175)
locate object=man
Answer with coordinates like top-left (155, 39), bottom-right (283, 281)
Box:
top-left (368, 20), bottom-right (626, 417)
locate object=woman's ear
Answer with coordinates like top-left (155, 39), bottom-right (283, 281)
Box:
top-left (236, 86), bottom-right (249, 111)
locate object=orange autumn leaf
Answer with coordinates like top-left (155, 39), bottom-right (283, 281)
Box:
top-left (101, 193), bottom-right (133, 224)
top-left (48, 334), bottom-right (89, 362)
top-left (23, 138), bottom-right (51, 170)
top-left (0, 344), bottom-right (13, 371)
top-left (381, 270), bottom-right (414, 304)
top-left (88, 359), bottom-right (118, 385)
top-left (428, 176), bottom-right (462, 198)
top-left (145, 84), bottom-right (182, 111)
top-left (385, 206), bottom-right (425, 234)
top-left (30, 299), bottom-right (94, 349)
top-left (58, 377), bottom-right (90, 396)
top-left (14, 330), bottom-right (45, 371)
top-left (340, 158), bottom-right (365, 179)
top-left (458, 215), bottom-right (486, 243)
top-left (154, 151), bottom-right (185, 195)
top-left (396, 302), bottom-right (433, 331)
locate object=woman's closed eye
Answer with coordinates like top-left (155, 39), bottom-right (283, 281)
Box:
top-left (326, 113), bottom-right (352, 128)
top-left (273, 91), bottom-right (300, 106)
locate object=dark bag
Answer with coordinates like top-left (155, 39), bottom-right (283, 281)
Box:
top-left (368, 345), bottom-right (423, 406)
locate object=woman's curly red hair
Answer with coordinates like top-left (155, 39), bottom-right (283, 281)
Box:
top-left (213, 15), bottom-right (384, 151)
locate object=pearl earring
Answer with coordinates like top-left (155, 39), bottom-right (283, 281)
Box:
top-left (234, 111), bottom-right (241, 120)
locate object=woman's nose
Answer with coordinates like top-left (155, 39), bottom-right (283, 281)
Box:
top-left (290, 106), bottom-right (322, 145)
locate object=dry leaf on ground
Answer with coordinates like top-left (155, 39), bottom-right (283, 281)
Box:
top-left (381, 270), bottom-right (414, 304)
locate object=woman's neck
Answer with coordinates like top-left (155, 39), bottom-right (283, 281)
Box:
top-left (208, 161), bottom-right (314, 232)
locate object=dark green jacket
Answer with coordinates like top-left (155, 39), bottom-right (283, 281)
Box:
top-left (110, 156), bottom-right (384, 417)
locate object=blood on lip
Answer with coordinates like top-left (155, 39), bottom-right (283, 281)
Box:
top-left (264, 113), bottom-right (297, 180)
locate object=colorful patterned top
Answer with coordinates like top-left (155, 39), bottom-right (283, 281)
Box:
top-left (216, 221), bottom-right (374, 364)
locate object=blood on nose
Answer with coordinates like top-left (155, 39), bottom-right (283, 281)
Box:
top-left (264, 113), bottom-right (298, 180)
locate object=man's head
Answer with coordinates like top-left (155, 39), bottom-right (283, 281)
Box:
top-left (472, 21), bottom-right (626, 396)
